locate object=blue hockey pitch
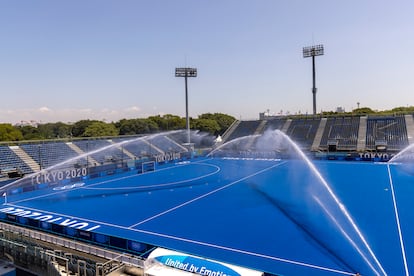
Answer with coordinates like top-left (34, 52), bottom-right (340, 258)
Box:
top-left (1, 157), bottom-right (413, 276)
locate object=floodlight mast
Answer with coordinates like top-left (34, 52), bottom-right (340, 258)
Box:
top-left (175, 67), bottom-right (197, 144)
top-left (303, 44), bottom-right (324, 115)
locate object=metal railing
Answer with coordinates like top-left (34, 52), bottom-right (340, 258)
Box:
top-left (0, 222), bottom-right (145, 273)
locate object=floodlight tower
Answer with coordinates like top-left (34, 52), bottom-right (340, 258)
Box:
top-left (303, 44), bottom-right (324, 115)
top-left (175, 67), bottom-right (197, 144)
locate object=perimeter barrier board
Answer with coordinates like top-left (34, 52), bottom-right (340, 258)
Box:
top-left (145, 248), bottom-right (264, 276)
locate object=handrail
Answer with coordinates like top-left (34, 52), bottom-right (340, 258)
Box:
top-left (0, 222), bottom-right (145, 268)
top-left (220, 119), bottom-right (239, 141)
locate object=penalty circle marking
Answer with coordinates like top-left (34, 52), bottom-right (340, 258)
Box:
top-left (83, 163), bottom-right (220, 191)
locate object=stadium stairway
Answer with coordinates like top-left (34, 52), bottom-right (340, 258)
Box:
top-left (141, 139), bottom-right (164, 155)
top-left (311, 118), bottom-right (327, 151)
top-left (243, 120), bottom-right (268, 150)
top-left (281, 119), bottom-right (292, 133)
top-left (405, 114), bottom-right (414, 145)
top-left (254, 120), bottom-right (267, 135)
top-left (66, 142), bottom-right (99, 166)
top-left (357, 116), bottom-right (367, 151)
top-left (220, 120), bottom-right (240, 143)
top-left (163, 135), bottom-right (188, 152)
top-left (108, 139), bottom-right (137, 159)
top-left (10, 146), bottom-right (40, 172)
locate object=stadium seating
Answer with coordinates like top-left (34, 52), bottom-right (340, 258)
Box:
top-left (73, 139), bottom-right (126, 165)
top-left (285, 118), bottom-right (321, 149)
top-left (319, 117), bottom-right (360, 151)
top-left (365, 115), bottom-right (408, 151)
top-left (111, 137), bottom-right (156, 158)
top-left (1, 115), bottom-right (413, 179)
top-left (146, 135), bottom-right (186, 153)
top-left (265, 118), bottom-right (287, 131)
top-left (223, 115), bottom-right (411, 154)
top-left (225, 120), bottom-right (263, 141)
top-left (0, 146), bottom-right (33, 175)
top-left (20, 142), bottom-right (79, 169)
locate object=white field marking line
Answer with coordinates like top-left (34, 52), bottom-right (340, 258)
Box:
top-left (9, 185), bottom-right (87, 205)
top-left (75, 158), bottom-right (213, 189)
top-left (82, 163), bottom-right (220, 191)
top-left (3, 201), bottom-right (352, 275)
top-left (77, 158), bottom-right (210, 189)
top-left (313, 196), bottom-right (382, 275)
top-left (128, 161), bottom-right (287, 228)
top-left (387, 164), bottom-right (409, 276)
top-left (3, 203), bottom-right (121, 229)
top-left (5, 158), bottom-right (276, 226)
top-left (8, 159), bottom-right (212, 204)
top-left (131, 228), bottom-right (355, 275)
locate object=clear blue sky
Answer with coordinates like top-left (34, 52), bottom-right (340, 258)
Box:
top-left (0, 0), bottom-right (413, 124)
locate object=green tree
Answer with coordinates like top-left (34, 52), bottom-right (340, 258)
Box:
top-left (198, 113), bottom-right (236, 135)
top-left (147, 115), bottom-right (165, 130)
top-left (352, 107), bottom-right (375, 114)
top-left (0, 124), bottom-right (24, 141)
top-left (36, 123), bottom-right (54, 139)
top-left (71, 120), bottom-right (101, 137)
top-left (50, 122), bottom-right (72, 138)
top-left (191, 118), bottom-right (220, 134)
top-left (82, 122), bottom-right (119, 137)
top-left (148, 114), bottom-right (185, 131)
top-left (117, 119), bottom-right (135, 135)
top-left (391, 106), bottom-right (414, 113)
top-left (17, 125), bottom-right (43, 140)
top-left (117, 118), bottom-right (159, 135)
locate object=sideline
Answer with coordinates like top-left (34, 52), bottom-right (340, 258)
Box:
top-left (387, 164), bottom-right (409, 276)
top-left (128, 161), bottom-right (286, 228)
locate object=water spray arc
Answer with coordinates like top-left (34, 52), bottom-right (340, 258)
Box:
top-left (0, 128), bottom-right (391, 275)
top-left (278, 130), bottom-right (386, 275)
top-left (210, 129), bottom-right (387, 275)
top-left (387, 145), bottom-right (413, 276)
top-left (0, 130), bottom-right (209, 196)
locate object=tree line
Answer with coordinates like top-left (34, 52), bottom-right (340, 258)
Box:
top-left (321, 106), bottom-right (414, 116)
top-left (0, 113), bottom-right (236, 142)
